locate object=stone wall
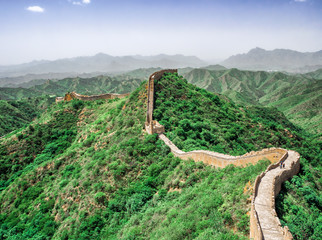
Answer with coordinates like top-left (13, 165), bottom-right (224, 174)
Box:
top-left (159, 133), bottom-right (288, 167)
top-left (63, 92), bottom-right (129, 101)
top-left (271, 152), bottom-right (300, 239)
top-left (249, 151), bottom-right (300, 240)
top-left (160, 132), bottom-right (299, 240)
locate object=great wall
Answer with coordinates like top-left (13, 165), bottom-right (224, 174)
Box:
top-left (54, 69), bottom-right (301, 239)
top-left (55, 92), bottom-right (129, 103)
top-left (145, 70), bottom-right (301, 240)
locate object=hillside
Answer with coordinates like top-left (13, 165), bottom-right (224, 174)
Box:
top-left (183, 68), bottom-right (322, 139)
top-left (0, 87), bottom-right (42, 101)
top-left (0, 72), bottom-right (320, 239)
top-left (222, 48), bottom-right (322, 73)
top-left (303, 68), bottom-right (322, 80)
top-left (0, 75), bottom-right (145, 101)
top-left (0, 96), bottom-right (54, 136)
top-left (0, 73), bottom-right (147, 135)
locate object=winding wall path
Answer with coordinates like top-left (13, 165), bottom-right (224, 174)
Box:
top-left (251, 150), bottom-right (300, 240)
top-left (146, 70), bottom-right (301, 240)
top-left (159, 133), bottom-right (288, 167)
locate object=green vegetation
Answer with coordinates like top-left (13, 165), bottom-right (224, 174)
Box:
top-left (29, 75), bottom-right (141, 96)
top-left (0, 72), bottom-right (320, 239)
top-left (0, 74), bottom-right (146, 101)
top-left (154, 73), bottom-right (321, 239)
top-left (0, 73), bottom-right (147, 136)
top-left (183, 68), bottom-right (322, 139)
top-left (0, 87), bottom-right (40, 100)
top-left (154, 73), bottom-right (305, 155)
top-left (0, 96), bottom-right (54, 136)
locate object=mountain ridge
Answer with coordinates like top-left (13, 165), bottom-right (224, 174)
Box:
top-left (0, 53), bottom-right (206, 78)
top-left (222, 48), bottom-right (322, 72)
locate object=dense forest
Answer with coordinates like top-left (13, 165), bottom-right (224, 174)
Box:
top-left (0, 73), bottom-right (320, 239)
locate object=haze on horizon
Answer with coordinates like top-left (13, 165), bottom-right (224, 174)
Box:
top-left (1, 0), bottom-right (322, 65)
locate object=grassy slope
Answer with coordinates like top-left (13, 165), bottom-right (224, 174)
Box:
top-left (0, 74), bottom-right (320, 239)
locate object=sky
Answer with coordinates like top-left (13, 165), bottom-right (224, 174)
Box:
top-left (0, 0), bottom-right (321, 65)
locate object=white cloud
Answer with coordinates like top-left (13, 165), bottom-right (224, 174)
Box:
top-left (71, 0), bottom-right (91, 5)
top-left (26, 6), bottom-right (45, 13)
top-left (294, 0), bottom-right (307, 2)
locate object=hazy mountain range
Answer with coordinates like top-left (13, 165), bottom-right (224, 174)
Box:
top-left (222, 48), bottom-right (322, 72)
top-left (1, 48), bottom-right (322, 86)
top-left (0, 53), bottom-right (205, 78)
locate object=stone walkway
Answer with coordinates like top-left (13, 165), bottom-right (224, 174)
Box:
top-left (254, 150), bottom-right (298, 240)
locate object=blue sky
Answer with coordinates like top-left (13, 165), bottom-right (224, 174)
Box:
top-left (0, 0), bottom-right (321, 64)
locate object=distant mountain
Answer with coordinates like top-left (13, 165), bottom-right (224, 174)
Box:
top-left (200, 64), bottom-right (227, 71)
top-left (222, 48), bottom-right (322, 73)
top-left (0, 53), bottom-right (206, 78)
top-left (303, 68), bottom-right (322, 80)
top-left (183, 68), bottom-right (322, 138)
top-left (121, 67), bottom-right (162, 79)
top-left (0, 72), bottom-right (109, 88)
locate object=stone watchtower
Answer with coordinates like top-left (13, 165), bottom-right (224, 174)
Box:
top-left (145, 69), bottom-right (177, 134)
